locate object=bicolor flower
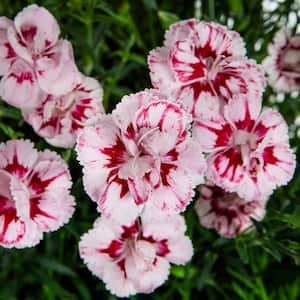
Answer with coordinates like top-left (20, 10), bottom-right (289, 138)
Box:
top-left (0, 17), bottom-right (16, 76)
top-left (195, 182), bottom-right (266, 238)
top-left (148, 20), bottom-right (265, 120)
top-left (76, 91), bottom-right (205, 222)
top-left (193, 95), bottom-right (295, 200)
top-left (0, 140), bottom-right (75, 248)
top-left (0, 4), bottom-right (81, 109)
top-left (263, 29), bottom-right (300, 92)
top-left (23, 76), bottom-right (104, 148)
top-left (79, 213), bottom-right (193, 297)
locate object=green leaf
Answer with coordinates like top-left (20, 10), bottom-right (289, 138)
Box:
top-left (171, 265), bottom-right (185, 279)
top-left (284, 206), bottom-right (300, 228)
top-left (157, 10), bottom-right (179, 29)
top-left (227, 0), bottom-right (244, 13)
top-left (37, 258), bottom-right (77, 277)
top-left (235, 240), bottom-right (249, 264)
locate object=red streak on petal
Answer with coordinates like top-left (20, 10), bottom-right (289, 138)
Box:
top-left (4, 43), bottom-right (16, 59)
top-left (214, 148), bottom-right (243, 182)
top-left (45, 39), bottom-right (51, 48)
top-left (214, 72), bottom-right (247, 102)
top-left (29, 171), bottom-right (65, 194)
top-left (263, 146), bottom-right (279, 168)
top-left (28, 172), bottom-right (65, 219)
top-left (0, 198), bottom-right (23, 244)
top-left (234, 100), bottom-right (255, 131)
top-left (156, 239), bottom-right (170, 257)
top-left (4, 153), bottom-right (28, 178)
top-left (195, 121), bottom-right (232, 148)
top-left (160, 163), bottom-right (177, 186)
top-left (253, 122), bottom-right (269, 142)
top-left (157, 103), bottom-right (183, 132)
top-left (113, 176), bottom-right (129, 198)
top-left (21, 26), bottom-right (37, 43)
top-left (124, 123), bottom-right (135, 140)
top-left (121, 221), bottom-right (139, 239)
top-left (195, 40), bottom-right (216, 59)
top-left (30, 200), bottom-right (56, 220)
top-left (101, 136), bottom-right (127, 169)
top-left (117, 259), bottom-right (126, 276)
top-left (164, 149), bottom-right (179, 162)
top-left (99, 240), bottom-right (123, 258)
top-left (39, 115), bottom-right (60, 131)
top-left (71, 99), bottom-right (93, 130)
top-left (142, 235), bottom-right (170, 257)
top-left (9, 72), bottom-right (34, 84)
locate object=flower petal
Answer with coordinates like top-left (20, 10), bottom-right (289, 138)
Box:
top-left (36, 40), bottom-right (81, 95)
top-left (13, 4), bottom-right (60, 57)
top-left (0, 59), bottom-right (45, 110)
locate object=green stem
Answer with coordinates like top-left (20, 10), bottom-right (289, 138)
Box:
top-left (208, 0), bottom-right (215, 20)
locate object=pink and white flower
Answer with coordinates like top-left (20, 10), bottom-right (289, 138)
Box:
top-left (263, 29), bottom-right (300, 92)
top-left (0, 17), bottom-right (16, 76)
top-left (194, 95), bottom-right (295, 200)
top-left (195, 182), bottom-right (266, 238)
top-left (76, 91), bottom-right (205, 222)
top-left (23, 76), bottom-right (104, 148)
top-left (79, 213), bottom-right (193, 297)
top-left (0, 4), bottom-right (81, 109)
top-left (148, 20), bottom-right (265, 120)
top-left (0, 59), bottom-right (45, 109)
top-left (0, 139), bottom-right (75, 248)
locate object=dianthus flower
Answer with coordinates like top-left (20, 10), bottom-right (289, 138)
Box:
top-left (79, 212), bottom-right (193, 297)
top-left (0, 4), bottom-right (81, 109)
top-left (193, 95), bottom-right (295, 200)
top-left (263, 29), bottom-right (300, 92)
top-left (148, 20), bottom-right (265, 120)
top-left (76, 91), bottom-right (205, 222)
top-left (0, 140), bottom-right (75, 248)
top-left (23, 76), bottom-right (104, 148)
top-left (195, 182), bottom-right (266, 238)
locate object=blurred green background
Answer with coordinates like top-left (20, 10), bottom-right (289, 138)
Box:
top-left (0, 0), bottom-right (300, 299)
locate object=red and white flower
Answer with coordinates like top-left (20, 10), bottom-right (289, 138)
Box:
top-left (23, 76), bottom-right (104, 148)
top-left (148, 20), bottom-right (265, 120)
top-left (195, 183), bottom-right (266, 238)
top-left (76, 91), bottom-right (205, 222)
top-left (0, 140), bottom-right (75, 248)
top-left (0, 4), bottom-right (81, 109)
top-left (79, 213), bottom-right (193, 297)
top-left (194, 95), bottom-right (295, 200)
top-left (263, 29), bottom-right (300, 92)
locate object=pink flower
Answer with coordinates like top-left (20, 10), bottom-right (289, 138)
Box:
top-left (0, 59), bottom-right (45, 109)
top-left (0, 17), bottom-right (16, 76)
top-left (23, 76), bottom-right (104, 148)
top-left (195, 182), bottom-right (266, 238)
top-left (194, 95), bottom-right (295, 200)
top-left (79, 213), bottom-right (193, 297)
top-left (0, 140), bottom-right (75, 248)
top-left (263, 29), bottom-right (300, 92)
top-left (76, 91), bottom-right (205, 222)
top-left (148, 20), bottom-right (265, 120)
top-left (0, 5), bottom-right (81, 109)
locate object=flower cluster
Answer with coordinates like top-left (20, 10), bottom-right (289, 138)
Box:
top-left (0, 5), bottom-right (104, 148)
top-left (0, 5), bottom-right (297, 298)
top-left (148, 20), bottom-right (295, 239)
top-left (77, 90), bottom-right (202, 296)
